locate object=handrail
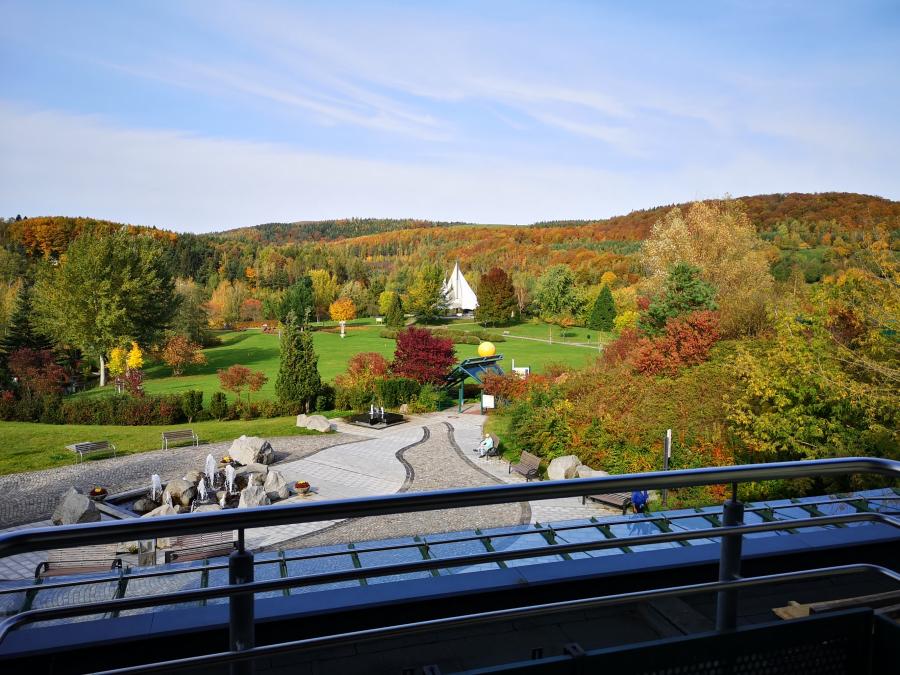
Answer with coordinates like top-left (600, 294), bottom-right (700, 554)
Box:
top-left (2, 511), bottom-right (898, 642)
top-left (2, 493), bottom-right (894, 598)
top-left (2, 457), bottom-right (897, 557)
top-left (92, 563), bottom-right (900, 675)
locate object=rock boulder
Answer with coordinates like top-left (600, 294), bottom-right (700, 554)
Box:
top-left (163, 479), bottom-right (195, 507)
top-left (132, 497), bottom-right (159, 514)
top-left (141, 503), bottom-right (178, 518)
top-left (296, 414), bottom-right (309, 427)
top-left (546, 455), bottom-right (581, 481)
top-left (398, 403), bottom-right (409, 414)
top-left (52, 488), bottom-right (101, 526)
top-left (229, 436), bottom-right (276, 465)
top-left (182, 470), bottom-right (202, 484)
top-left (304, 415), bottom-right (333, 432)
top-left (238, 485), bottom-right (271, 508)
top-left (194, 504), bottom-right (222, 513)
top-left (264, 470), bottom-right (290, 501)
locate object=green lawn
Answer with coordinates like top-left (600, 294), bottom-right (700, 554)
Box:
top-left (77, 323), bottom-right (602, 403)
top-left (0, 416), bottom-right (323, 475)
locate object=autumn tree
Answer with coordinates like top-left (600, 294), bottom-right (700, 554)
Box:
top-left (476, 268), bottom-right (517, 326)
top-left (309, 269), bottom-right (339, 322)
top-left (641, 200), bottom-right (774, 336)
top-left (406, 264), bottom-right (446, 321)
top-left (208, 280), bottom-right (247, 328)
top-left (218, 364), bottom-right (268, 404)
top-left (329, 297), bottom-right (357, 337)
top-left (8, 348), bottom-right (68, 397)
top-left (588, 285), bottom-right (616, 331)
top-left (276, 312), bottom-right (321, 413)
top-left (32, 229), bottom-right (176, 386)
top-left (161, 335), bottom-right (207, 376)
top-left (392, 326), bottom-right (455, 384)
top-left (641, 263), bottom-right (717, 335)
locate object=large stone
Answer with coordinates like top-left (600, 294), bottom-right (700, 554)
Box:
top-left (132, 497), bottom-right (159, 514)
top-left (52, 488), bottom-right (101, 525)
top-left (234, 463), bottom-right (269, 478)
top-left (194, 504), bottom-right (222, 513)
top-left (141, 503), bottom-right (178, 518)
top-left (238, 485), bottom-right (271, 508)
top-left (296, 414), bottom-right (309, 427)
top-left (182, 470), bottom-right (202, 484)
top-left (163, 479), bottom-right (195, 507)
top-left (546, 455), bottom-right (581, 481)
top-left (398, 403), bottom-right (409, 415)
top-left (304, 415), bottom-right (333, 433)
top-left (229, 435), bottom-right (276, 465)
top-left (264, 470), bottom-right (290, 501)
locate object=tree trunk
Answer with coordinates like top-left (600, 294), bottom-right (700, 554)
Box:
top-left (99, 354), bottom-right (107, 387)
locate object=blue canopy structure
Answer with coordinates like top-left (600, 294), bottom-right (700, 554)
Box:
top-left (445, 355), bottom-right (504, 412)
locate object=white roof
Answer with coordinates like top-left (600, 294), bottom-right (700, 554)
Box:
top-left (442, 261), bottom-right (478, 311)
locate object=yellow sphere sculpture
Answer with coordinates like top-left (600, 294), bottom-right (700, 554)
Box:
top-left (477, 341), bottom-right (496, 358)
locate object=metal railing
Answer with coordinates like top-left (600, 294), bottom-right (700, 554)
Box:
top-left (0, 456), bottom-right (898, 674)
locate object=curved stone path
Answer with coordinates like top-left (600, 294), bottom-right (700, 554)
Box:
top-left (271, 420), bottom-right (529, 550)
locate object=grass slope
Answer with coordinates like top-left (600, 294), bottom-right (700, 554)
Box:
top-left (0, 416), bottom-right (321, 475)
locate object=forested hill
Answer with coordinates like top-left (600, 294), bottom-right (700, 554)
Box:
top-left (212, 218), bottom-right (476, 243)
top-left (533, 192), bottom-right (900, 237)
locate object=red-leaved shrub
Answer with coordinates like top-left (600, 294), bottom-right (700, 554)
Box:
top-left (631, 311), bottom-right (720, 375)
top-left (392, 327), bottom-right (456, 384)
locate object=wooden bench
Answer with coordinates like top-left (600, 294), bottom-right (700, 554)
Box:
top-left (583, 492), bottom-right (632, 512)
top-left (161, 429), bottom-right (199, 450)
top-left (164, 531), bottom-right (236, 564)
top-left (486, 433), bottom-right (501, 457)
top-left (66, 440), bottom-right (117, 463)
top-left (35, 543), bottom-right (122, 579)
top-left (509, 451), bottom-right (541, 481)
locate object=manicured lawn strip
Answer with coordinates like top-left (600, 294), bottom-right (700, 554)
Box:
top-left (0, 416), bottom-right (325, 475)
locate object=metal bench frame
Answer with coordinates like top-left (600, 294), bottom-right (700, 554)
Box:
top-left (161, 429), bottom-right (199, 450)
top-left (35, 543), bottom-right (122, 579)
top-left (509, 450), bottom-right (541, 481)
top-left (66, 441), bottom-right (117, 463)
top-left (164, 531), bottom-right (236, 564)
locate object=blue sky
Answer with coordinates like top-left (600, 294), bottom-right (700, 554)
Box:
top-left (1, 0), bottom-right (898, 232)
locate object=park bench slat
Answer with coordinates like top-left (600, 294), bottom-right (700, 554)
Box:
top-left (583, 492), bottom-right (632, 510)
top-left (164, 531), bottom-right (236, 564)
top-left (35, 543), bottom-right (122, 579)
top-left (509, 451), bottom-right (541, 481)
top-left (161, 429), bottom-right (199, 450)
top-left (65, 440), bottom-right (117, 463)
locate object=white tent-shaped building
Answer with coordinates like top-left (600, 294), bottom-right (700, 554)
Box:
top-left (442, 261), bottom-right (479, 312)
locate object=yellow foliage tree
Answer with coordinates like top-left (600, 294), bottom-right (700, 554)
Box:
top-left (600, 271), bottom-right (617, 287)
top-left (641, 200), bottom-right (774, 336)
top-left (126, 341), bottom-right (144, 371)
top-left (329, 297), bottom-right (357, 323)
top-left (108, 346), bottom-right (127, 378)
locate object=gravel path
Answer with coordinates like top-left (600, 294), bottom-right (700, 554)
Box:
top-left (271, 421), bottom-right (529, 550)
top-left (0, 432), bottom-right (363, 528)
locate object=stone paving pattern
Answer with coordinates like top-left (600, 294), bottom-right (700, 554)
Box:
top-left (0, 432), bottom-right (359, 528)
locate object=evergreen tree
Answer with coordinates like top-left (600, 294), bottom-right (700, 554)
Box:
top-left (640, 263), bottom-right (717, 335)
top-left (477, 268), bottom-right (518, 326)
top-left (0, 285), bottom-right (53, 357)
top-left (276, 312), bottom-right (321, 413)
top-left (278, 276), bottom-right (314, 326)
top-left (588, 285), bottom-right (616, 331)
top-left (385, 292), bottom-right (406, 328)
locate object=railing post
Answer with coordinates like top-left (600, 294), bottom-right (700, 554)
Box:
top-left (230, 529), bottom-right (255, 675)
top-left (715, 483), bottom-right (744, 631)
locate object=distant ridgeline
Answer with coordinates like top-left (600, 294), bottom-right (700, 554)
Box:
top-left (2, 192), bottom-right (897, 287)
top-left (211, 218), bottom-right (472, 244)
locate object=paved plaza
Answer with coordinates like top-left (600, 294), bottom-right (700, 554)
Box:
top-left (0, 410), bottom-right (616, 581)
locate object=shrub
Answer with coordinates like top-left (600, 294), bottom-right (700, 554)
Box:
top-left (314, 383), bottom-right (336, 412)
top-left (209, 392), bottom-right (228, 420)
top-left (409, 384), bottom-right (442, 413)
top-left (161, 335), bottom-right (207, 376)
top-left (379, 328), bottom-right (399, 339)
top-left (376, 377), bottom-right (421, 407)
top-left (632, 311), bottom-right (721, 376)
top-left (335, 384), bottom-right (375, 411)
top-left (181, 390), bottom-right (203, 423)
top-left (56, 394), bottom-right (186, 426)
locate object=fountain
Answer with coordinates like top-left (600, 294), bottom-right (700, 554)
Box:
top-left (349, 403), bottom-right (407, 430)
top-left (204, 454), bottom-right (217, 489)
top-left (197, 479), bottom-right (208, 502)
top-left (163, 491), bottom-right (174, 508)
top-left (225, 464), bottom-right (236, 494)
top-left (150, 474), bottom-right (162, 502)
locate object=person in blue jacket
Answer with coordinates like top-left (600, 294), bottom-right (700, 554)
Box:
top-left (631, 489), bottom-right (649, 514)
